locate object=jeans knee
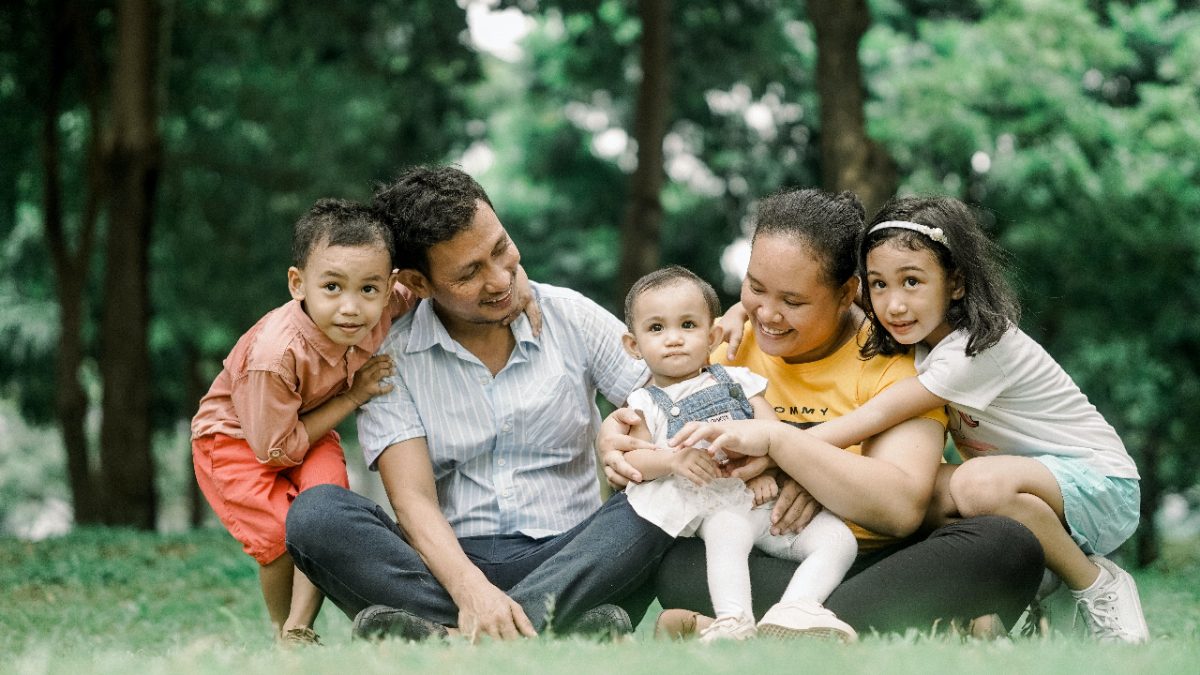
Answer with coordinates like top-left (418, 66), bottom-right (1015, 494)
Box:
top-left (286, 483), bottom-right (352, 548)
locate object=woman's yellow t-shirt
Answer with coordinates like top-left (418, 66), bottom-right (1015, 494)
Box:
top-left (713, 322), bottom-right (948, 551)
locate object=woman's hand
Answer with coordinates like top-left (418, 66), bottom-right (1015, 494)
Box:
top-left (770, 477), bottom-right (823, 535)
top-left (713, 301), bottom-right (750, 360)
top-left (598, 408), bottom-right (655, 489)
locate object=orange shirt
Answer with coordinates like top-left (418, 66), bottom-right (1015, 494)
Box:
top-left (191, 284), bottom-right (416, 466)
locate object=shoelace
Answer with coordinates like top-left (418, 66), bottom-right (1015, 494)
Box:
top-left (1077, 592), bottom-right (1126, 638)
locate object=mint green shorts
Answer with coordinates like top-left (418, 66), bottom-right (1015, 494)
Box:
top-left (1034, 454), bottom-right (1140, 556)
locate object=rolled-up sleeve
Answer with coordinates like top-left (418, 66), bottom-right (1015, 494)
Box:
top-left (231, 369), bottom-right (310, 467)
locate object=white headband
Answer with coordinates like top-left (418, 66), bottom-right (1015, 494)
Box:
top-left (868, 220), bottom-right (949, 247)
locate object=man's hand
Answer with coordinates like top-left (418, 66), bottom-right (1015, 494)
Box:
top-left (455, 581), bottom-right (537, 642)
top-left (770, 477), bottom-right (822, 535)
top-left (598, 408), bottom-right (655, 489)
top-left (345, 354), bottom-right (395, 406)
top-left (670, 448), bottom-right (720, 486)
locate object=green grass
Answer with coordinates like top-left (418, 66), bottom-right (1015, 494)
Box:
top-left (2, 528), bottom-right (1199, 674)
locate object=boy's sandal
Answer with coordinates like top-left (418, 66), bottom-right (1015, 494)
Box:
top-left (281, 626), bottom-right (322, 647)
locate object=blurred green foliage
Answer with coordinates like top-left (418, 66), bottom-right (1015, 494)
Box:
top-left (0, 0), bottom-right (1197, 537)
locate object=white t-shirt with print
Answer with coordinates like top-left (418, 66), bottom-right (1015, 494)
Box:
top-left (915, 327), bottom-right (1138, 479)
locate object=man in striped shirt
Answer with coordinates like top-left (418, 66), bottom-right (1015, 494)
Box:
top-left (286, 166), bottom-right (672, 641)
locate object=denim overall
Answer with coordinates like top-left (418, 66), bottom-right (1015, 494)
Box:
top-left (645, 364), bottom-right (754, 438)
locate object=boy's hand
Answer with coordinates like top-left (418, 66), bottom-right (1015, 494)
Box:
top-left (346, 354), bottom-right (395, 406)
top-left (503, 265), bottom-right (542, 337)
top-left (671, 448), bottom-right (719, 486)
top-left (745, 474), bottom-right (779, 506)
top-left (713, 302), bottom-right (750, 360)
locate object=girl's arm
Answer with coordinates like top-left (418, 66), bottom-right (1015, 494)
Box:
top-left (806, 376), bottom-right (948, 449)
top-left (714, 302), bottom-right (750, 360)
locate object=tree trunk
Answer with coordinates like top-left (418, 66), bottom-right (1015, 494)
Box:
top-left (1135, 434), bottom-right (1160, 568)
top-left (808, 0), bottom-right (896, 216)
top-left (186, 345), bottom-right (208, 528)
top-left (99, 0), bottom-right (162, 528)
top-left (41, 0), bottom-right (103, 524)
top-left (616, 0), bottom-right (671, 305)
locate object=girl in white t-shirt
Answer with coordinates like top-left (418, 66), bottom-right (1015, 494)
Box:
top-left (620, 266), bottom-right (858, 643)
top-left (811, 196), bottom-right (1147, 643)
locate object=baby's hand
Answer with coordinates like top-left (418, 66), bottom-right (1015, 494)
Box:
top-left (745, 474), bottom-right (779, 507)
top-left (671, 448), bottom-right (720, 486)
top-left (346, 354), bottom-right (395, 406)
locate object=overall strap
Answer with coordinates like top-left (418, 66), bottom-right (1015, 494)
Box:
top-left (705, 364), bottom-right (754, 419)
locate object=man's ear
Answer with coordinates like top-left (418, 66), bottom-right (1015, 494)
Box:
top-left (397, 269), bottom-right (433, 299)
top-left (621, 332), bottom-right (643, 360)
top-left (287, 266), bottom-right (305, 302)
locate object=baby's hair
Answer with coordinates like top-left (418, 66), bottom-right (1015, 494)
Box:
top-left (291, 198), bottom-right (394, 269)
top-left (859, 196), bottom-right (1020, 357)
top-left (752, 188), bottom-right (865, 289)
top-left (624, 265), bottom-right (721, 330)
top-left (373, 165), bottom-right (494, 275)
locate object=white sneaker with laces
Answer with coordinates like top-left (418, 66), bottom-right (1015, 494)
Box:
top-left (1072, 556), bottom-right (1149, 644)
top-left (698, 612), bottom-right (756, 643)
top-left (757, 599), bottom-right (857, 643)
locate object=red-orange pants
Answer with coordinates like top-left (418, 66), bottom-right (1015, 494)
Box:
top-left (193, 432), bottom-right (349, 565)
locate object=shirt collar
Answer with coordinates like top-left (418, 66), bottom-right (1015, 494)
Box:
top-left (405, 299), bottom-right (542, 356)
top-left (285, 300), bottom-right (349, 366)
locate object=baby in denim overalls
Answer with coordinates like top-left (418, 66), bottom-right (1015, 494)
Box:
top-left (618, 266), bottom-right (857, 642)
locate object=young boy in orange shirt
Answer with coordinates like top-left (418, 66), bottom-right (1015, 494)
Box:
top-left (191, 199), bottom-right (414, 645)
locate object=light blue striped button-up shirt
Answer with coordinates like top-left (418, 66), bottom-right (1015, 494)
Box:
top-left (357, 282), bottom-right (648, 538)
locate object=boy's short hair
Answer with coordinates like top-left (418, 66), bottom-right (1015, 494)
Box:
top-left (372, 165), bottom-right (494, 276)
top-left (292, 198), bottom-right (394, 269)
top-left (623, 265), bottom-right (721, 330)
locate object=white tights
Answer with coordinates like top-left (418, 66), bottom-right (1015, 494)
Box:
top-left (696, 506), bottom-right (858, 619)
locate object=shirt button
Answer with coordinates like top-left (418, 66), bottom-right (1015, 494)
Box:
top-left (269, 449), bottom-right (282, 458)
top-left (497, 458), bottom-right (506, 467)
top-left (503, 490), bottom-right (512, 498)
top-left (501, 422), bottom-right (512, 432)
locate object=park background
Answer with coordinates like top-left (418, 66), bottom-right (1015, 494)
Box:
top-left (2, 0), bottom-right (1199, 671)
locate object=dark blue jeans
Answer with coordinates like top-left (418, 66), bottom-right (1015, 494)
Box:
top-left (285, 484), bottom-right (673, 631)
top-left (656, 515), bottom-right (1044, 634)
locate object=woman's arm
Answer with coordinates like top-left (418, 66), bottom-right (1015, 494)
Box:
top-left (806, 376), bottom-right (947, 449)
top-left (674, 415), bottom-right (945, 538)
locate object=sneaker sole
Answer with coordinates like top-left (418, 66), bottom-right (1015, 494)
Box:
top-left (758, 623), bottom-right (855, 643)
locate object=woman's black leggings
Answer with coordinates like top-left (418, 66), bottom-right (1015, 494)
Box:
top-left (655, 515), bottom-right (1045, 635)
